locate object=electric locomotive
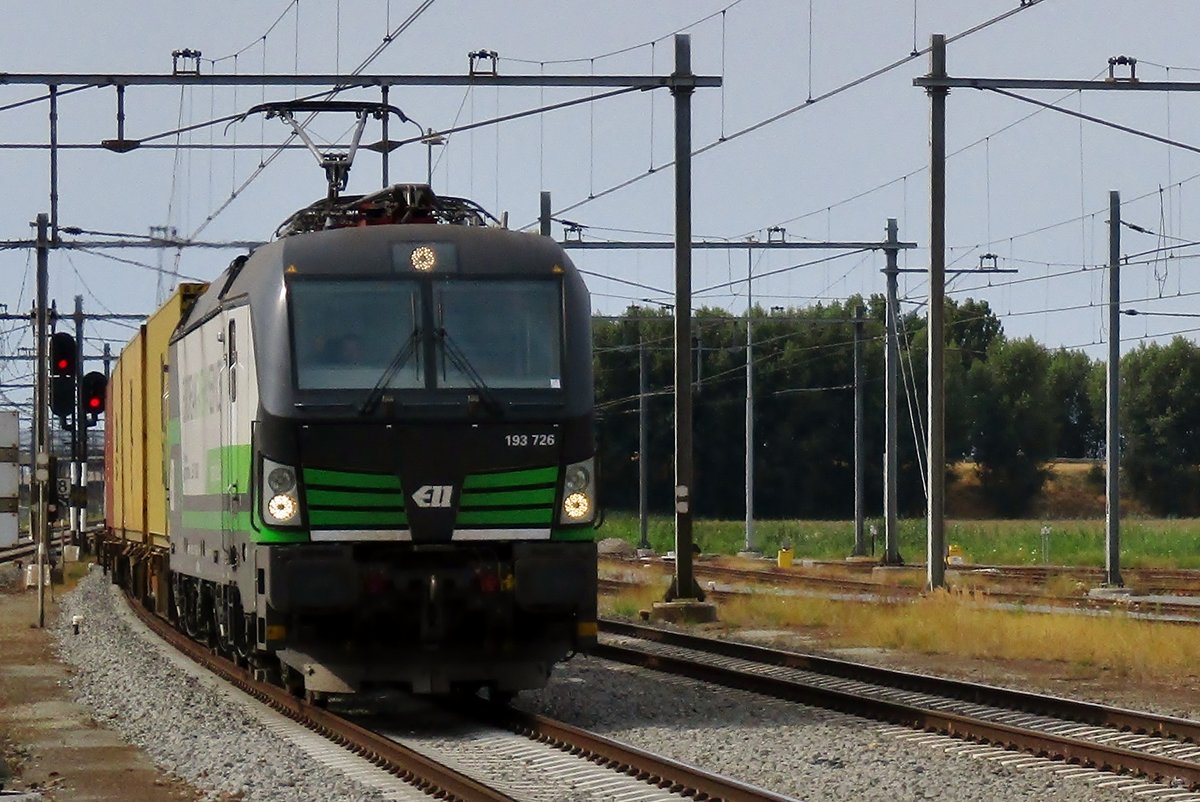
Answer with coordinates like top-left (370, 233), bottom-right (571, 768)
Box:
top-left (105, 185), bottom-right (598, 699)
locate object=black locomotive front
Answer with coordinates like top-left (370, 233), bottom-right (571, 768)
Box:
top-left (238, 221), bottom-right (597, 696)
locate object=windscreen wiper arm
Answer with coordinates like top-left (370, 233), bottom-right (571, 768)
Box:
top-left (359, 328), bottom-right (420, 415)
top-left (437, 328), bottom-right (504, 417)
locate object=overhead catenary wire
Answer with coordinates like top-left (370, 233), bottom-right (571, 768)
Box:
top-left (186, 0), bottom-right (437, 242)
top-left (64, 252), bottom-right (116, 316)
top-left (204, 0), bottom-right (300, 65)
top-left (539, 0), bottom-right (1049, 224)
top-left (1061, 324), bottom-right (1200, 352)
top-left (985, 86), bottom-right (1200, 158)
top-left (75, 248), bottom-right (205, 283)
top-left (0, 84), bottom-right (92, 116)
top-left (694, 249), bottom-right (869, 297)
top-left (503, 0), bottom-right (748, 67)
top-left (578, 269), bottom-right (671, 297)
top-left (595, 330), bottom-right (883, 412)
top-left (749, 71), bottom-right (1106, 241)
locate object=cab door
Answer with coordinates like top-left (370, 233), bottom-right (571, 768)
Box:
top-left (220, 315), bottom-right (239, 566)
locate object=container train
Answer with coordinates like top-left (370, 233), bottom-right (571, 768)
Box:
top-left (102, 184), bottom-right (598, 700)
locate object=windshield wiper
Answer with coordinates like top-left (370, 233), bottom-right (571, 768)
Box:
top-left (437, 328), bottom-right (505, 417)
top-left (359, 328), bottom-right (420, 415)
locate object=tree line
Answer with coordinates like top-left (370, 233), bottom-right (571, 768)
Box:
top-left (593, 298), bottom-right (1200, 519)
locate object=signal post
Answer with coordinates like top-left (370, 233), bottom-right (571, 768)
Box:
top-left (34, 215), bottom-right (49, 627)
top-left (24, 244), bottom-right (114, 629)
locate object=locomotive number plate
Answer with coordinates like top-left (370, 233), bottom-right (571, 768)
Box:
top-left (505, 433), bottom-right (556, 447)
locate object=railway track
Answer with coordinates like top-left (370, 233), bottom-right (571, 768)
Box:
top-left (597, 618), bottom-right (1200, 794)
top-left (122, 591), bottom-right (800, 802)
top-left (601, 559), bottom-right (1200, 622)
top-left (752, 557), bottom-right (1200, 596)
top-left (1, 532), bottom-right (70, 567)
top-left (0, 540), bottom-right (35, 564)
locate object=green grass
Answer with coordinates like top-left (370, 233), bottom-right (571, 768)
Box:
top-left (601, 513), bottom-right (1200, 569)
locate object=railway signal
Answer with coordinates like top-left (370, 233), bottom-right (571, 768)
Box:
top-left (51, 331), bottom-right (76, 374)
top-left (81, 371), bottom-right (107, 424)
top-left (49, 332), bottom-right (76, 422)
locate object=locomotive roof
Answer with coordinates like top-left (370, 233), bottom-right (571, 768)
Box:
top-left (179, 223), bottom-right (580, 337)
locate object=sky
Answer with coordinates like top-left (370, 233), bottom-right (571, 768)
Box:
top-left (2, 0), bottom-right (1200, 413)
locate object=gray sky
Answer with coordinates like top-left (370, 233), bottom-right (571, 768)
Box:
top-left (2, 0), bottom-right (1199, 408)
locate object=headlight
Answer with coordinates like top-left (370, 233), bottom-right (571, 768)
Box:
top-left (564, 464), bottom-right (591, 494)
top-left (559, 458), bottom-right (595, 524)
top-left (563, 492), bottom-right (590, 520)
top-left (267, 466), bottom-right (296, 493)
top-left (261, 457), bottom-right (301, 526)
top-left (267, 494), bottom-right (298, 521)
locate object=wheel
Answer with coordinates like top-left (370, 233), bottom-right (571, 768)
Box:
top-left (483, 687), bottom-right (514, 707)
top-left (282, 666), bottom-right (305, 698)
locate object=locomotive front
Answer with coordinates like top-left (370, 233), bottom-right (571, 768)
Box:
top-left (169, 203), bottom-right (597, 698)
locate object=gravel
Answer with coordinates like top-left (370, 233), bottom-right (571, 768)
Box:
top-left (52, 570), bottom-right (1190, 802)
top-left (53, 572), bottom-right (391, 802)
top-left (0, 564), bottom-right (21, 592)
top-left (517, 656), bottom-right (1182, 802)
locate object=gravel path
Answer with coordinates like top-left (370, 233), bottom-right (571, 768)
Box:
top-left (53, 572), bottom-right (397, 802)
top-left (51, 570), bottom-right (1197, 802)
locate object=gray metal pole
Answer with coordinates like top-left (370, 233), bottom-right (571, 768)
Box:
top-left (380, 85), bottom-right (390, 188)
top-left (851, 304), bottom-right (867, 556)
top-left (639, 337), bottom-right (650, 551)
top-left (72, 295), bottom-right (84, 545)
top-left (1106, 190), bottom-right (1123, 587)
top-left (671, 34), bottom-right (696, 599)
top-left (883, 219), bottom-right (902, 565)
top-left (34, 214), bottom-right (49, 627)
top-left (539, 191), bottom-right (552, 237)
top-left (49, 87), bottom-right (59, 240)
top-left (743, 247), bottom-right (756, 554)
top-left (926, 34), bottom-right (948, 590)
top-left (102, 342), bottom-right (112, 378)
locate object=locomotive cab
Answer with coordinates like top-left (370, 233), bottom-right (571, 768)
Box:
top-left (158, 187), bottom-right (598, 696)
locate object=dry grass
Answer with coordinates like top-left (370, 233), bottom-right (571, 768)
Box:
top-left (603, 585), bottom-right (1200, 681)
top-left (842, 592), bottom-right (1200, 679)
top-left (1042, 573), bottom-right (1089, 597)
top-left (601, 581), bottom-right (664, 620)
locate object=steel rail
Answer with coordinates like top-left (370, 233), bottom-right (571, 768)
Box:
top-left (698, 563), bottom-right (1200, 614)
top-left (602, 619), bottom-right (1200, 741)
top-left (124, 597), bottom-right (518, 802)
top-left (125, 585), bottom-right (795, 801)
top-left (602, 559), bottom-right (1200, 620)
top-left (1, 532), bottom-right (68, 565)
top-left (478, 705), bottom-right (799, 802)
top-left (752, 558), bottom-right (1200, 593)
top-left (0, 542), bottom-right (35, 564)
top-left (598, 620), bottom-right (1200, 788)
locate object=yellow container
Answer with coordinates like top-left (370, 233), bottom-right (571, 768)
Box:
top-left (777, 547), bottom-right (794, 568)
top-left (109, 283), bottom-right (206, 549)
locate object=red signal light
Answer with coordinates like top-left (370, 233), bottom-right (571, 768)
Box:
top-left (50, 332), bottom-right (76, 377)
top-left (80, 371), bottom-right (108, 418)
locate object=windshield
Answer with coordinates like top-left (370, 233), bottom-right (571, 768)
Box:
top-left (290, 277), bottom-right (562, 392)
top-left (291, 279), bottom-right (421, 390)
top-left (435, 280), bottom-right (562, 390)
